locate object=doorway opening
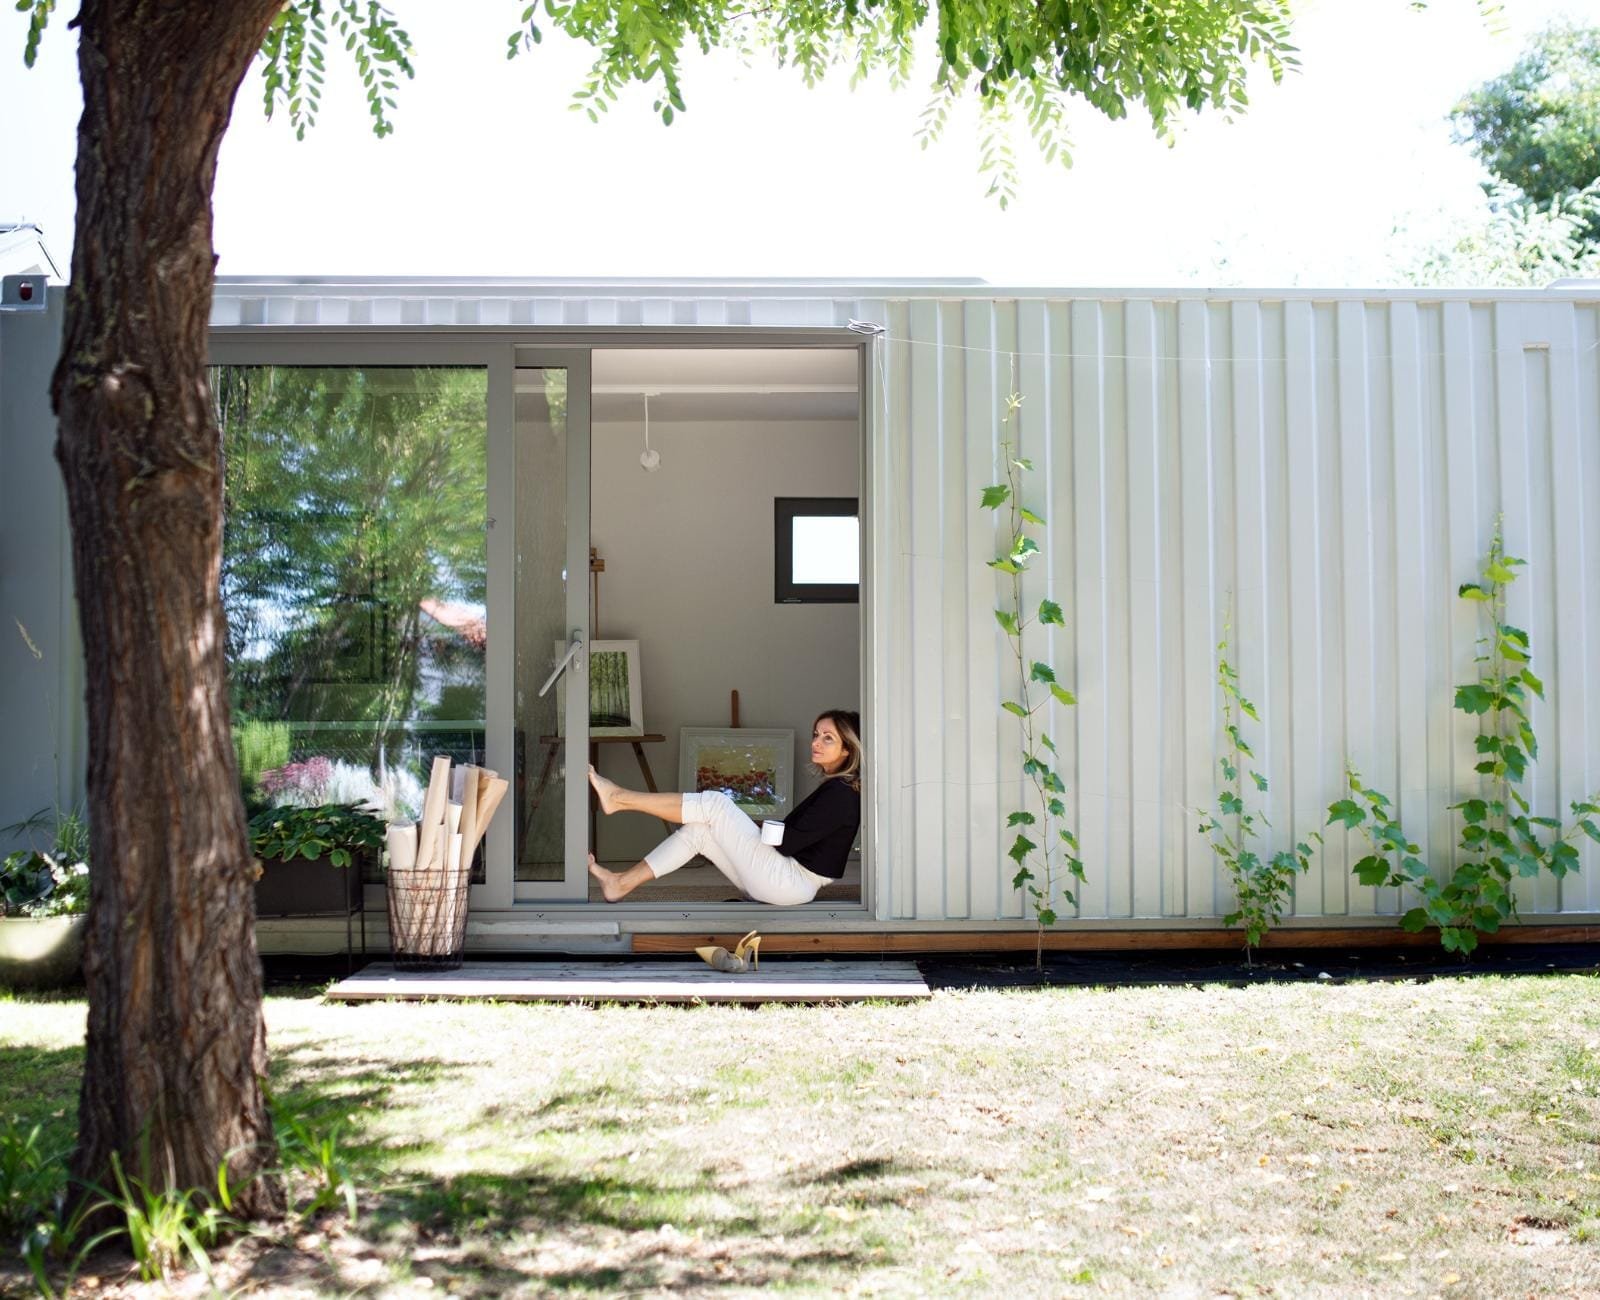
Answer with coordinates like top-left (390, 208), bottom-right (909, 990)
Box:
top-left (516, 345), bottom-right (864, 906)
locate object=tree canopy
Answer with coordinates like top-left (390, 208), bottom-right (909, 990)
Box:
top-left (1452, 23), bottom-right (1600, 247)
top-left (244, 0), bottom-right (1299, 204)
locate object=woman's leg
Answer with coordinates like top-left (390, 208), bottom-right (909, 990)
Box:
top-left (588, 794), bottom-right (820, 905)
top-left (587, 819), bottom-right (715, 902)
top-left (681, 793), bottom-right (823, 906)
top-left (588, 766), bottom-right (685, 822)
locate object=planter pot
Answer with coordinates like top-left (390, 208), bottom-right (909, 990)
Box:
top-left (0, 915), bottom-right (87, 990)
top-left (254, 851), bottom-right (365, 918)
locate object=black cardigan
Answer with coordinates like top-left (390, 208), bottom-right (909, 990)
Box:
top-left (780, 777), bottom-right (861, 879)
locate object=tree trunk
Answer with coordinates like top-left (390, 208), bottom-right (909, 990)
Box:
top-left (56, 0), bottom-right (288, 1217)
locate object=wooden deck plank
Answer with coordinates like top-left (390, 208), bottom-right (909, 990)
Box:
top-left (325, 960), bottom-right (930, 1004)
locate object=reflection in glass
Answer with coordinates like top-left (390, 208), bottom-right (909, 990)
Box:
top-left (514, 368), bottom-right (569, 882)
top-left (216, 366), bottom-right (488, 877)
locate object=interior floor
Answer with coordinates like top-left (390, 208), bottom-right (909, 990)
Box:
top-left (589, 856), bottom-right (861, 905)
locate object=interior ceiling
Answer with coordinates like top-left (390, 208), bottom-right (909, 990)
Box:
top-left (590, 347), bottom-right (859, 423)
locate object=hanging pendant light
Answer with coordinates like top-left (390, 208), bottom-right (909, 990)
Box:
top-left (639, 391), bottom-right (661, 471)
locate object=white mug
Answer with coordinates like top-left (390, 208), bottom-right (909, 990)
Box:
top-left (761, 819), bottom-right (785, 846)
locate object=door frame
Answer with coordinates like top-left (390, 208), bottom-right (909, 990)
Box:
top-left (508, 347), bottom-right (593, 903)
top-left (209, 325), bottom-right (876, 919)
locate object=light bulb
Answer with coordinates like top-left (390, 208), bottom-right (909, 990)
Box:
top-left (640, 448), bottom-right (661, 471)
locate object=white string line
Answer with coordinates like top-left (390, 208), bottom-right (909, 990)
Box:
top-left (861, 324), bottom-right (1600, 367)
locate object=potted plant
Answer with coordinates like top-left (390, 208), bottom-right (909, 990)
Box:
top-left (0, 809), bottom-right (91, 989)
top-left (249, 803), bottom-right (385, 917)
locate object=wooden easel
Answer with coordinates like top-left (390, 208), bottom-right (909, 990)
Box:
top-left (523, 545), bottom-right (670, 846)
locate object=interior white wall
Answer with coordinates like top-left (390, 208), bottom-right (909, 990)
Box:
top-left (590, 413), bottom-right (860, 864)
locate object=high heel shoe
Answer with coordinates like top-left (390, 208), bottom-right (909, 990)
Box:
top-left (694, 930), bottom-right (762, 973)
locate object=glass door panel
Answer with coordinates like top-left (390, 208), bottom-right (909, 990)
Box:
top-left (215, 364), bottom-right (489, 877)
top-left (514, 354), bottom-right (591, 897)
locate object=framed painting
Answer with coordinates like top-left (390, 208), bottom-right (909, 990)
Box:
top-left (555, 639), bottom-right (644, 737)
top-left (678, 727), bottom-right (794, 820)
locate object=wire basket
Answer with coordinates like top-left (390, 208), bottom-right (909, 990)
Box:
top-left (386, 866), bottom-right (471, 971)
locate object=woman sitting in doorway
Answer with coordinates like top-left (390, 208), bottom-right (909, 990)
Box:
top-left (586, 709), bottom-right (862, 906)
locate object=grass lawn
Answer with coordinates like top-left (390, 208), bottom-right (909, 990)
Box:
top-left (2, 970), bottom-right (1599, 1297)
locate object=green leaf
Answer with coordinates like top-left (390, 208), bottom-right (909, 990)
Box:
top-left (1030, 661), bottom-right (1056, 684)
top-left (1400, 907), bottom-right (1429, 933)
top-left (1352, 855), bottom-right (1391, 887)
top-left (988, 558), bottom-right (1022, 575)
top-left (1049, 683), bottom-right (1076, 707)
top-left (1251, 771), bottom-right (1269, 792)
top-left (981, 484), bottom-right (1010, 509)
top-left (1326, 799), bottom-right (1365, 829)
top-left (1520, 668), bottom-right (1544, 697)
top-left (995, 609), bottom-right (1020, 636)
top-left (1039, 733), bottom-right (1057, 754)
top-left (1002, 701), bottom-right (1028, 718)
top-left (1011, 457), bottom-right (1034, 472)
top-left (1010, 536), bottom-right (1040, 564)
top-left (1047, 798), bottom-right (1067, 817)
top-left (1454, 684), bottom-right (1495, 714)
top-left (1036, 907), bottom-right (1057, 926)
top-left (1458, 582), bottom-right (1490, 601)
top-left (1008, 833), bottom-right (1036, 863)
top-left (1007, 811), bottom-right (1037, 826)
top-left (1019, 507), bottom-right (1046, 526)
top-left (1037, 599), bottom-right (1065, 626)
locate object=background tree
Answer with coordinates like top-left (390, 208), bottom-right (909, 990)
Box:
top-left (1452, 24), bottom-right (1600, 250)
top-left (19, 0), bottom-right (1300, 1217)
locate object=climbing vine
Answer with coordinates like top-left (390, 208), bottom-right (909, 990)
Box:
top-left (1196, 630), bottom-right (1318, 965)
top-left (981, 395), bottom-right (1084, 971)
top-left (1328, 529), bottom-right (1600, 954)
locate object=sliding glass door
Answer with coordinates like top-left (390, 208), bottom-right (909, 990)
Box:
top-left (212, 339), bottom-right (595, 910)
top-left (511, 349), bottom-right (592, 900)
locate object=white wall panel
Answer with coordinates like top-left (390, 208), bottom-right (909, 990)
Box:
top-left (202, 281), bottom-right (1600, 924)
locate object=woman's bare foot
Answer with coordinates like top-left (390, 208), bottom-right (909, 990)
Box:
top-left (588, 851), bottom-right (630, 902)
top-left (588, 853), bottom-right (645, 903)
top-left (588, 765), bottom-right (626, 815)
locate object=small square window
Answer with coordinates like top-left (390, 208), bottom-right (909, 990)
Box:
top-left (775, 497), bottom-right (859, 603)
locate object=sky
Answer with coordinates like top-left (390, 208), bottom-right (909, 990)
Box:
top-left (0, 0), bottom-right (1591, 286)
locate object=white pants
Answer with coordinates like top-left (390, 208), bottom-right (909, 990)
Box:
top-left (645, 791), bottom-right (829, 906)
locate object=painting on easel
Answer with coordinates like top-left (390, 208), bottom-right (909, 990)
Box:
top-left (555, 638), bottom-right (644, 737)
top-left (679, 726), bottom-right (794, 820)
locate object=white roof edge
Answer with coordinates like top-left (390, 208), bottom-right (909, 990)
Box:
top-left (210, 275), bottom-right (1600, 302)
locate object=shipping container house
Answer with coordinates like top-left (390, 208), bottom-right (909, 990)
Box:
top-left (3, 277), bottom-right (1598, 955)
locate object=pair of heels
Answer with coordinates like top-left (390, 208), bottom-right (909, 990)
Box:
top-left (695, 930), bottom-right (762, 973)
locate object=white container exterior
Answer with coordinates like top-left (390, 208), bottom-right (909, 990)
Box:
top-left (9, 279), bottom-right (1600, 932)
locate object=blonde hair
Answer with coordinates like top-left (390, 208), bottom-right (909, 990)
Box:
top-left (813, 709), bottom-right (862, 792)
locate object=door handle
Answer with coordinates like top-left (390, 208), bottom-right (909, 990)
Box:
top-left (538, 634), bottom-right (584, 698)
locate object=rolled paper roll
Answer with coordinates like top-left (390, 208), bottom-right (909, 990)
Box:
top-left (385, 822), bottom-right (417, 873)
top-left (446, 832), bottom-right (463, 886)
top-left (415, 755), bottom-right (452, 874)
top-left (450, 765), bottom-right (466, 803)
top-left (447, 801), bottom-right (463, 836)
top-left (467, 777), bottom-right (509, 861)
top-left (457, 767), bottom-right (480, 883)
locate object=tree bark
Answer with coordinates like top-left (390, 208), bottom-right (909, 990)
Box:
top-left (56, 0), bottom-right (288, 1216)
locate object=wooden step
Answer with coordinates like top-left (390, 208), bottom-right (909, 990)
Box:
top-left (324, 959), bottom-right (929, 1004)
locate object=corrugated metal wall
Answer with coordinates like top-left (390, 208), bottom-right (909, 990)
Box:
top-left (212, 284), bottom-right (1600, 925)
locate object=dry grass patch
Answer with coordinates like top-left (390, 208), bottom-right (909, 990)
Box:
top-left (2, 972), bottom-right (1599, 1296)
